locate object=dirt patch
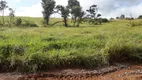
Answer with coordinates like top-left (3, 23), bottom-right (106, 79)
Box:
top-left (0, 63), bottom-right (142, 80)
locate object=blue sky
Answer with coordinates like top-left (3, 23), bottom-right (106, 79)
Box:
top-left (4, 0), bottom-right (142, 18)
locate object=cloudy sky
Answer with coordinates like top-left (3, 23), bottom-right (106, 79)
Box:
top-left (5, 0), bottom-right (142, 18)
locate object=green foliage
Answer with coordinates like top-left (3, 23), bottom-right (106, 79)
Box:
top-left (101, 18), bottom-right (109, 23)
top-left (41, 0), bottom-right (56, 24)
top-left (102, 39), bottom-right (142, 63)
top-left (15, 18), bottom-right (38, 27)
top-left (0, 19), bottom-right (141, 72)
top-left (0, 0), bottom-right (8, 25)
top-left (120, 14), bottom-right (125, 19)
top-left (138, 15), bottom-right (142, 19)
top-left (22, 20), bottom-right (38, 27)
top-left (15, 18), bottom-right (22, 26)
top-left (68, 0), bottom-right (80, 9)
top-left (55, 5), bottom-right (70, 27)
top-left (129, 20), bottom-right (142, 27)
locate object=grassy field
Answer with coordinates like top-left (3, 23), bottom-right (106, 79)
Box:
top-left (0, 18), bottom-right (142, 72)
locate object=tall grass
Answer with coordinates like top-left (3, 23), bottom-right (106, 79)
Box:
top-left (0, 19), bottom-right (142, 72)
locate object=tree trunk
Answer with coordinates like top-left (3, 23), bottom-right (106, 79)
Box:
top-left (64, 17), bottom-right (68, 27)
top-left (2, 10), bottom-right (4, 25)
top-left (73, 17), bottom-right (77, 27)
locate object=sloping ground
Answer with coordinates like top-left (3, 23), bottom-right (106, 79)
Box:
top-left (0, 63), bottom-right (142, 80)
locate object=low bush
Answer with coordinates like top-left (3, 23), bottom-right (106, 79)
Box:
top-left (22, 20), bottom-right (38, 27)
top-left (15, 18), bottom-right (22, 26)
top-left (129, 20), bottom-right (142, 27)
top-left (102, 39), bottom-right (142, 63)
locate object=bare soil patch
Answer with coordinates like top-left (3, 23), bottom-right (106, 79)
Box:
top-left (0, 63), bottom-right (142, 80)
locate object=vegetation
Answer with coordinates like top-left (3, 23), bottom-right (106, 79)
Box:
top-left (138, 15), bottom-right (142, 19)
top-left (0, 0), bottom-right (141, 73)
top-left (0, 0), bottom-right (8, 25)
top-left (55, 5), bottom-right (70, 27)
top-left (0, 19), bottom-right (142, 72)
top-left (41, 0), bottom-right (56, 25)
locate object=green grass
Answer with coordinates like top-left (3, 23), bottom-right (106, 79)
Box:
top-left (0, 18), bottom-right (142, 72)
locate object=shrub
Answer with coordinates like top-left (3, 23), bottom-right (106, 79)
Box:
top-left (102, 39), bottom-right (142, 63)
top-left (129, 20), bottom-right (142, 27)
top-left (41, 20), bottom-right (48, 27)
top-left (22, 20), bottom-right (38, 27)
top-left (138, 15), bottom-right (142, 19)
top-left (15, 18), bottom-right (22, 26)
top-left (101, 18), bottom-right (109, 23)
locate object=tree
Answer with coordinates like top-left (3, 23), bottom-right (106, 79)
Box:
top-left (138, 15), bottom-right (142, 19)
top-left (68, 0), bottom-right (82, 26)
top-left (0, 0), bottom-right (8, 25)
top-left (68, 0), bottom-right (80, 9)
top-left (97, 14), bottom-right (101, 18)
top-left (86, 5), bottom-right (98, 19)
top-left (41, 0), bottom-right (56, 25)
top-left (86, 5), bottom-right (102, 25)
top-left (120, 14), bottom-right (125, 19)
top-left (9, 8), bottom-right (15, 26)
top-left (71, 6), bottom-right (83, 26)
top-left (116, 17), bottom-right (119, 20)
top-left (55, 5), bottom-right (70, 27)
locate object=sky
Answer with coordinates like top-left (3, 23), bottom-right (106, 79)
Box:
top-left (4, 0), bottom-right (142, 18)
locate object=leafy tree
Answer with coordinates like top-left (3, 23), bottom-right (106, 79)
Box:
top-left (86, 5), bottom-right (98, 19)
top-left (138, 15), bottom-right (142, 19)
top-left (0, 0), bottom-right (8, 25)
top-left (55, 5), bottom-right (70, 27)
top-left (68, 0), bottom-right (80, 9)
top-left (15, 18), bottom-right (22, 26)
top-left (71, 6), bottom-right (82, 26)
top-left (120, 14), bottom-right (125, 19)
top-left (68, 0), bottom-right (83, 26)
top-left (76, 9), bottom-right (85, 26)
top-left (116, 17), bottom-right (119, 20)
top-left (86, 5), bottom-right (102, 25)
top-left (97, 14), bottom-right (101, 18)
top-left (9, 8), bottom-right (15, 25)
top-left (41, 0), bottom-right (56, 25)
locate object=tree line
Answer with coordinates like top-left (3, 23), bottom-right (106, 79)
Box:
top-left (0, 0), bottom-right (142, 27)
top-left (0, 0), bottom-right (14, 26)
top-left (41, 0), bottom-right (106, 27)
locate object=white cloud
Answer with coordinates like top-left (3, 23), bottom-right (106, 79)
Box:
top-left (15, 2), bottom-right (43, 17)
top-left (5, 0), bottom-right (142, 18)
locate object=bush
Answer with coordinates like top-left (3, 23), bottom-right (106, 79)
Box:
top-left (22, 20), bottom-right (38, 27)
top-left (138, 15), bottom-right (142, 19)
top-left (102, 39), bottom-right (142, 63)
top-left (15, 18), bottom-right (22, 26)
top-left (41, 20), bottom-right (48, 27)
top-left (129, 20), bottom-right (142, 27)
top-left (101, 18), bottom-right (109, 23)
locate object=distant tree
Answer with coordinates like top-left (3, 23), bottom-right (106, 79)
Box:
top-left (68, 0), bottom-right (82, 26)
top-left (41, 0), bottom-right (56, 25)
top-left (116, 17), bottom-right (119, 20)
top-left (77, 11), bottom-right (85, 26)
top-left (120, 14), bottom-right (125, 19)
top-left (55, 5), bottom-right (70, 27)
top-left (86, 5), bottom-right (102, 25)
top-left (9, 8), bottom-right (15, 25)
top-left (110, 18), bottom-right (114, 21)
top-left (15, 18), bottom-right (22, 26)
top-left (138, 15), bottom-right (142, 19)
top-left (86, 5), bottom-right (98, 19)
top-left (71, 6), bottom-right (84, 26)
top-left (0, 0), bottom-right (8, 25)
top-left (68, 0), bottom-right (80, 9)
top-left (97, 14), bottom-right (101, 18)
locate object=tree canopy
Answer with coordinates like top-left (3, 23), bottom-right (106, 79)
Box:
top-left (41, 0), bottom-right (56, 24)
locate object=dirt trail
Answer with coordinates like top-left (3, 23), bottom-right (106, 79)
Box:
top-left (0, 63), bottom-right (142, 80)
